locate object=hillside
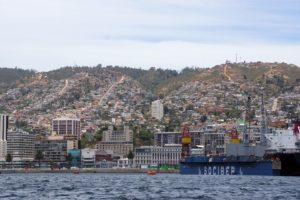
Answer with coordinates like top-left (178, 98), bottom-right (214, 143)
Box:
top-left (1, 62), bottom-right (299, 97)
top-left (160, 62), bottom-right (300, 105)
top-left (107, 66), bottom-right (178, 94)
top-left (0, 62), bottom-right (300, 147)
top-left (156, 62), bottom-right (300, 95)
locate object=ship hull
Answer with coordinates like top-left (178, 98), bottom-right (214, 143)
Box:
top-left (276, 152), bottom-right (300, 176)
top-left (180, 160), bottom-right (280, 176)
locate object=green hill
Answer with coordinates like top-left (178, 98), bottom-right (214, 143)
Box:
top-left (0, 67), bottom-right (35, 93)
top-left (0, 67), bottom-right (35, 83)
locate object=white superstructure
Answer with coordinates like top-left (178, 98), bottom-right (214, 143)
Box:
top-left (265, 127), bottom-right (300, 151)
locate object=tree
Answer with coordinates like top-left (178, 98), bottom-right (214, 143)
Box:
top-left (128, 150), bottom-right (134, 159)
top-left (66, 153), bottom-right (73, 168)
top-left (200, 115), bottom-right (208, 123)
top-left (163, 105), bottom-right (169, 114)
top-left (139, 129), bottom-right (153, 145)
top-left (15, 120), bottom-right (28, 129)
top-left (6, 153), bottom-right (12, 168)
top-left (95, 130), bottom-right (104, 141)
top-left (35, 150), bottom-right (44, 168)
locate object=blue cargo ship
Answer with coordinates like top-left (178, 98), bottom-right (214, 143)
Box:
top-left (180, 96), bottom-right (300, 176)
top-left (180, 156), bottom-right (281, 176)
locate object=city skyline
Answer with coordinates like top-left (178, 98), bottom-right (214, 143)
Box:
top-left (0, 0), bottom-right (300, 71)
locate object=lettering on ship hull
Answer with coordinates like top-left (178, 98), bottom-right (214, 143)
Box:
top-left (199, 166), bottom-right (242, 175)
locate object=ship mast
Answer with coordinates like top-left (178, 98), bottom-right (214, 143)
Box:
top-left (243, 96), bottom-right (251, 144)
top-left (260, 89), bottom-right (267, 145)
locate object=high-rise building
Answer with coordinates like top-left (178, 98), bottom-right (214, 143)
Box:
top-left (7, 130), bottom-right (35, 161)
top-left (151, 100), bottom-right (164, 120)
top-left (0, 114), bottom-right (9, 161)
top-left (52, 118), bottom-right (81, 140)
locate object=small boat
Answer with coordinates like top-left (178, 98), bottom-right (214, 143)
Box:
top-left (72, 170), bottom-right (79, 175)
top-left (71, 167), bottom-right (80, 174)
top-left (147, 169), bottom-right (156, 175)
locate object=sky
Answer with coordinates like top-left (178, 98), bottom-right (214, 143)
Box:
top-left (0, 0), bottom-right (300, 71)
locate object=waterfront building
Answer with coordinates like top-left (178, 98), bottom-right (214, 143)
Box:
top-left (134, 144), bottom-right (182, 168)
top-left (7, 130), bottom-right (35, 161)
top-left (96, 126), bottom-right (133, 157)
top-left (68, 149), bottom-right (81, 167)
top-left (95, 150), bottom-right (114, 162)
top-left (154, 125), bottom-right (226, 155)
top-left (81, 148), bottom-right (96, 168)
top-left (96, 142), bottom-right (133, 157)
top-left (117, 158), bottom-right (132, 168)
top-left (48, 134), bottom-right (80, 151)
top-left (81, 149), bottom-right (119, 168)
top-left (35, 137), bottom-right (68, 164)
top-left (52, 117), bottom-right (81, 140)
top-left (152, 144), bottom-right (182, 166)
top-left (95, 160), bottom-right (117, 168)
top-left (133, 146), bottom-right (153, 168)
top-left (0, 114), bottom-right (9, 161)
top-left (151, 100), bottom-right (164, 120)
top-left (154, 130), bottom-right (209, 147)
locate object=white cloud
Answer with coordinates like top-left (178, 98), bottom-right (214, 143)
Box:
top-left (0, 0), bottom-right (299, 70)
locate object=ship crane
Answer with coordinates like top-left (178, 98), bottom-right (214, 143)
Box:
top-left (243, 96), bottom-right (251, 144)
top-left (260, 89), bottom-right (267, 145)
top-left (181, 126), bottom-right (191, 158)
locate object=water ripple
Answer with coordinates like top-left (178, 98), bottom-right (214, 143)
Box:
top-left (0, 173), bottom-right (300, 199)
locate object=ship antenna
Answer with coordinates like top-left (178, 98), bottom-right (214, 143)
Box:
top-left (260, 88), bottom-right (267, 145)
top-left (243, 96), bottom-right (251, 144)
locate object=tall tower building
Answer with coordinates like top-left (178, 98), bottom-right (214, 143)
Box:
top-left (52, 118), bottom-right (81, 140)
top-left (0, 114), bottom-right (9, 160)
top-left (151, 100), bottom-right (164, 120)
top-left (7, 130), bottom-right (35, 161)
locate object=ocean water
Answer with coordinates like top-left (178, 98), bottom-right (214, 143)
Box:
top-left (0, 173), bottom-right (299, 200)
